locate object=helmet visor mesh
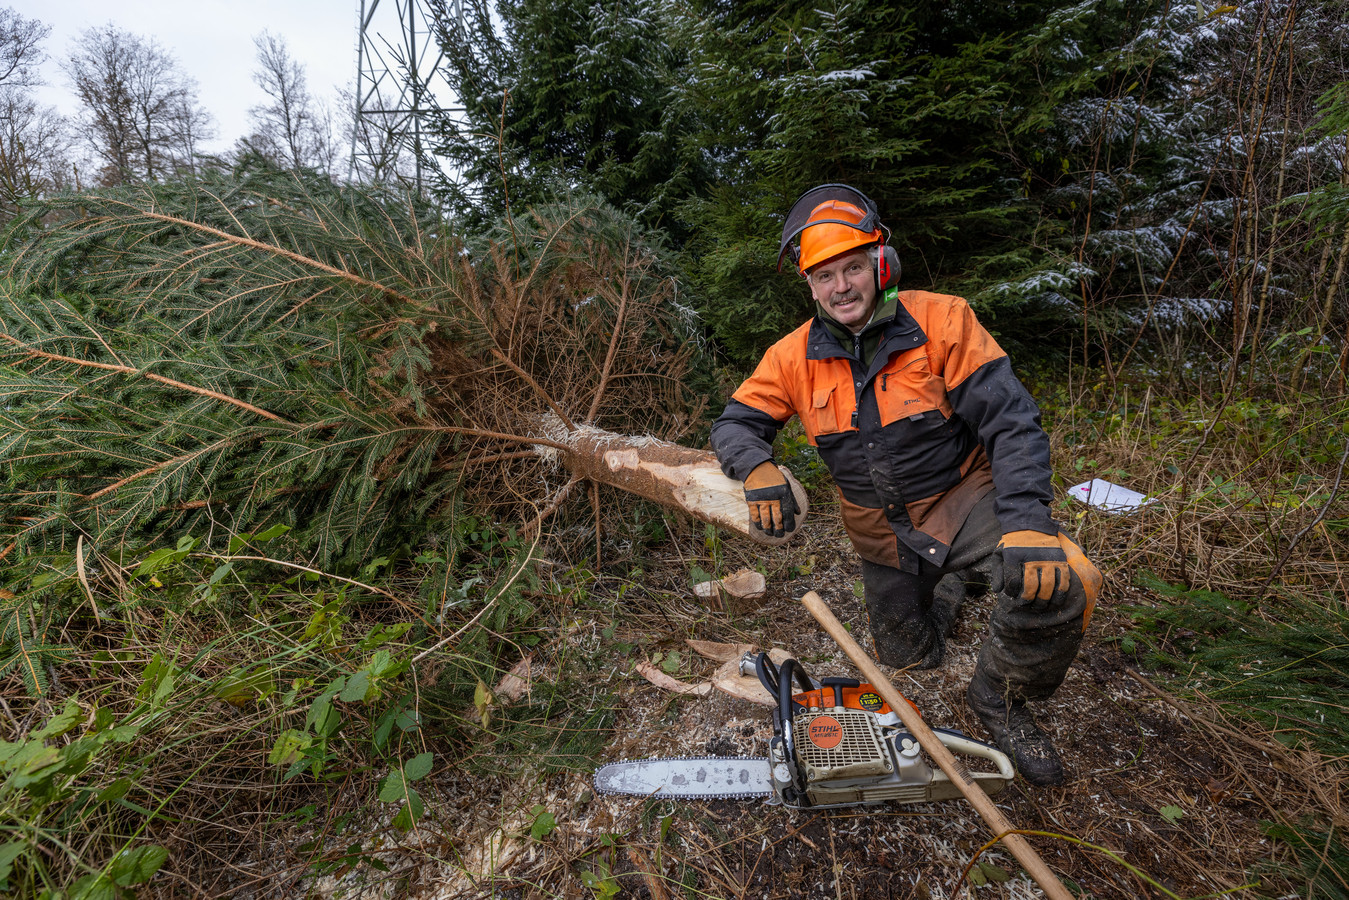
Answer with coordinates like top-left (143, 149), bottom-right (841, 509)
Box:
top-left (777, 184), bottom-right (882, 271)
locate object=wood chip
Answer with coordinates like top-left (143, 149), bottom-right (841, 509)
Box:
top-left (708, 650), bottom-right (792, 707)
top-left (685, 639), bottom-right (754, 663)
top-left (634, 662), bottom-right (713, 697)
top-left (720, 568), bottom-right (766, 598)
top-left (692, 568), bottom-right (768, 613)
top-left (496, 654), bottom-right (535, 703)
top-left (636, 646), bottom-right (792, 705)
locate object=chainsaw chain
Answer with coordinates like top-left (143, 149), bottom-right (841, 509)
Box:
top-left (593, 756), bottom-right (773, 800)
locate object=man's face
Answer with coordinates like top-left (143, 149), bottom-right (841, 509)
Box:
top-left (808, 248), bottom-right (877, 333)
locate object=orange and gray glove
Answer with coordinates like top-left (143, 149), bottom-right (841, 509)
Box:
top-left (743, 461), bottom-right (798, 538)
top-left (999, 530), bottom-right (1072, 610)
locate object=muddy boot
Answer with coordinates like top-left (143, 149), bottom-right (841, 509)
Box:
top-left (966, 677), bottom-right (1064, 786)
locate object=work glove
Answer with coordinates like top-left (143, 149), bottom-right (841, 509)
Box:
top-left (743, 461), bottom-right (798, 538)
top-left (999, 530), bottom-right (1072, 611)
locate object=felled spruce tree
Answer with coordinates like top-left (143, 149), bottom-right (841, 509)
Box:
top-left (0, 165), bottom-right (709, 575)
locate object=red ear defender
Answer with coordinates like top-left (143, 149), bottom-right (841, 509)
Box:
top-left (878, 251), bottom-right (890, 283)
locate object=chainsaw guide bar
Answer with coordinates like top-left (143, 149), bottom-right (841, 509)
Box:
top-left (593, 756), bottom-right (773, 800)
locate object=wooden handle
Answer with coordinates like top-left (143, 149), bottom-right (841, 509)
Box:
top-left (801, 591), bottom-right (1075, 900)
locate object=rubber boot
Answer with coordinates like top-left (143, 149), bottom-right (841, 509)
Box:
top-left (966, 675), bottom-right (1065, 787)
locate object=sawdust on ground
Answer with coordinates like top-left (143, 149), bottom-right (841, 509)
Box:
top-left (256, 514), bottom-right (1286, 900)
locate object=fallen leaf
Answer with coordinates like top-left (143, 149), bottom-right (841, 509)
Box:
top-left (979, 862), bottom-right (1011, 882)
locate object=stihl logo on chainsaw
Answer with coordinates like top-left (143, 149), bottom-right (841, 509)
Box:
top-left (807, 715), bottom-right (843, 749)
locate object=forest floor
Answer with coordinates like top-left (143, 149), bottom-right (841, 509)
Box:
top-left (267, 503), bottom-right (1299, 900)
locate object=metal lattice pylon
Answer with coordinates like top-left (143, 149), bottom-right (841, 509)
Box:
top-left (351, 0), bottom-right (463, 189)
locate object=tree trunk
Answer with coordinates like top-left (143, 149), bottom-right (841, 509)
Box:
top-left (536, 415), bottom-right (809, 547)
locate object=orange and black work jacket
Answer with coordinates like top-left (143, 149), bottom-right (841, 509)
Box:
top-left (710, 289), bottom-right (1058, 573)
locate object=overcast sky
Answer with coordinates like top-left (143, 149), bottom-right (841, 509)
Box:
top-left (8, 0), bottom-right (367, 154)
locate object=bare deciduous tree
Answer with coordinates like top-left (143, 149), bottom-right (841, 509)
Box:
top-left (241, 31), bottom-right (333, 172)
top-left (0, 8), bottom-right (67, 220)
top-left (0, 6), bottom-right (49, 87)
top-left (0, 89), bottom-right (70, 217)
top-left (64, 24), bottom-right (214, 184)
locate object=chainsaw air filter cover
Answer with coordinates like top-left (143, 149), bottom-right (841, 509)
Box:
top-left (794, 707), bottom-right (892, 782)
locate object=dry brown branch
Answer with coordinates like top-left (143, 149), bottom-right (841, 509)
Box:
top-left (488, 347), bottom-right (574, 431)
top-left (1259, 436), bottom-right (1349, 598)
top-left (626, 846), bottom-right (671, 900)
top-left (586, 242), bottom-right (633, 424)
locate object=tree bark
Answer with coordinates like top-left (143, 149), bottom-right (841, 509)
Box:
top-left (535, 416), bottom-right (808, 546)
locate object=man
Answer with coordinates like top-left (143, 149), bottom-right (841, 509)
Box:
top-left (709, 184), bottom-right (1101, 786)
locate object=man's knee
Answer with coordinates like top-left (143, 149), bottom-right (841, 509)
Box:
top-left (978, 583), bottom-right (1089, 700)
top-left (861, 561), bottom-right (941, 668)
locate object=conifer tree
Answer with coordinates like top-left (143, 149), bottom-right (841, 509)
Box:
top-left (669, 0), bottom-right (1112, 362)
top-left (0, 165), bottom-right (705, 573)
top-left (429, 0), bottom-right (704, 235)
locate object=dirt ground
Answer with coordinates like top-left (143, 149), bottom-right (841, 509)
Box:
top-left (305, 521), bottom-right (1296, 900)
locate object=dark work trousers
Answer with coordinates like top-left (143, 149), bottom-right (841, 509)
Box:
top-left (862, 491), bottom-right (1090, 702)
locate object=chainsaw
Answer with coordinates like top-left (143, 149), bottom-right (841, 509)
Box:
top-left (594, 653), bottom-right (1014, 809)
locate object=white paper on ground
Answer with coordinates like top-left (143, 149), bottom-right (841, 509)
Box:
top-left (1068, 478), bottom-right (1156, 514)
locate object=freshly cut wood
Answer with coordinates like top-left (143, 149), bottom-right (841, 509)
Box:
top-left (693, 568), bottom-right (769, 613)
top-left (685, 640), bottom-right (754, 663)
top-left (720, 568), bottom-right (766, 598)
top-left (710, 652), bottom-right (791, 707)
top-left (536, 416), bottom-right (808, 546)
top-left (635, 642), bottom-right (792, 706)
top-left (634, 662), bottom-right (713, 697)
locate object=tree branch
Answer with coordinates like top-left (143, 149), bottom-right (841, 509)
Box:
top-left (2, 333), bottom-right (295, 425)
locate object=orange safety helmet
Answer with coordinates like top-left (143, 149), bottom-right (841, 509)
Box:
top-left (777, 184), bottom-right (901, 290)
top-left (796, 200), bottom-right (882, 273)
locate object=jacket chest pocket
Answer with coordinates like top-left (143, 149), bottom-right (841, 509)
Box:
top-left (876, 353), bottom-right (952, 427)
top-left (807, 384), bottom-right (853, 440)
